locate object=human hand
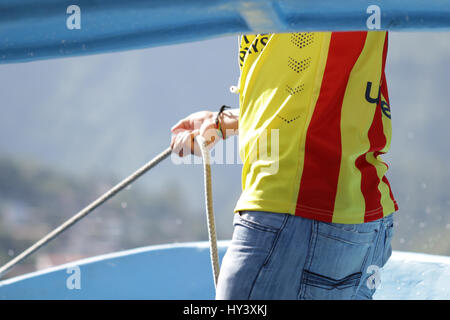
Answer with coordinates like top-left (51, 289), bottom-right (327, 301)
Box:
top-left (170, 110), bottom-right (220, 157)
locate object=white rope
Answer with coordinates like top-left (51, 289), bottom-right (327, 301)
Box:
top-left (0, 141), bottom-right (221, 291)
top-left (195, 135), bottom-right (220, 288)
top-left (0, 147), bottom-right (173, 279)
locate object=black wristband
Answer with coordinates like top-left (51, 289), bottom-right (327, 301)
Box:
top-left (215, 105), bottom-right (231, 139)
top-left (215, 105), bottom-right (231, 126)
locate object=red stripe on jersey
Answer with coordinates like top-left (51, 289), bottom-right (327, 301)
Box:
top-left (356, 104), bottom-right (385, 222)
top-left (380, 33), bottom-right (397, 209)
top-left (295, 32), bottom-right (368, 221)
top-left (383, 175), bottom-right (399, 210)
top-left (357, 33), bottom-right (390, 222)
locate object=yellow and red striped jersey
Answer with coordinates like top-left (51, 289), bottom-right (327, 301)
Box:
top-left (234, 32), bottom-right (398, 224)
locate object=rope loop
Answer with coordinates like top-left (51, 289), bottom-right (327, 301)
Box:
top-left (195, 135), bottom-right (220, 288)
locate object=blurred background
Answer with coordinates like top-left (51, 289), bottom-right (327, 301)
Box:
top-left (0, 32), bottom-right (449, 279)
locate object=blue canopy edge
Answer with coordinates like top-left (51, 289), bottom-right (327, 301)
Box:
top-left (1, 0), bottom-right (450, 64)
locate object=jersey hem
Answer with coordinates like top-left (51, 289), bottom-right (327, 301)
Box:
top-left (235, 198), bottom-right (399, 224)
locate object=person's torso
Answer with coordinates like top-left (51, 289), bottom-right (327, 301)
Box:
top-left (234, 32), bottom-right (398, 224)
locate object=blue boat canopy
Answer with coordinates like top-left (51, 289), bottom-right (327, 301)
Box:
top-left (1, 0), bottom-right (450, 64)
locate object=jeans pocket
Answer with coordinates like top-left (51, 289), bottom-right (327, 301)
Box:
top-left (232, 211), bottom-right (288, 267)
top-left (298, 221), bottom-right (378, 300)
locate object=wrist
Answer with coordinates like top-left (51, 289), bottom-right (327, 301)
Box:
top-left (215, 105), bottom-right (230, 139)
top-left (213, 106), bottom-right (239, 140)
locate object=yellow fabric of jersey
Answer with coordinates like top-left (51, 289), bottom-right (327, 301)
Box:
top-left (233, 32), bottom-right (398, 224)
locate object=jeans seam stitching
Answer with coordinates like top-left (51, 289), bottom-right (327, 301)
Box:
top-left (372, 224), bottom-right (384, 268)
top-left (262, 214), bottom-right (289, 266)
top-left (298, 220), bottom-right (318, 299)
top-left (316, 232), bottom-right (375, 245)
top-left (351, 246), bottom-right (373, 299)
top-left (237, 216), bottom-right (279, 233)
top-left (353, 223), bottom-right (384, 299)
top-left (247, 214), bottom-right (290, 299)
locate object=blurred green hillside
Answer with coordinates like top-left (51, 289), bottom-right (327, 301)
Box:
top-left (0, 156), bottom-right (209, 279)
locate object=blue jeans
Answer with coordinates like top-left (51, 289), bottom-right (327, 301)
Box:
top-left (216, 211), bottom-right (395, 300)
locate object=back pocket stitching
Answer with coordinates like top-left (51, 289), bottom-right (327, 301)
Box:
top-left (302, 270), bottom-right (362, 290)
top-left (236, 213), bottom-right (283, 233)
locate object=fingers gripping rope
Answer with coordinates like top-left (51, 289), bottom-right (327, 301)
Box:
top-left (0, 141), bottom-right (220, 290)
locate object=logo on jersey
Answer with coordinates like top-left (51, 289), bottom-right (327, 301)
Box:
top-left (239, 34), bottom-right (270, 67)
top-left (365, 81), bottom-right (391, 119)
